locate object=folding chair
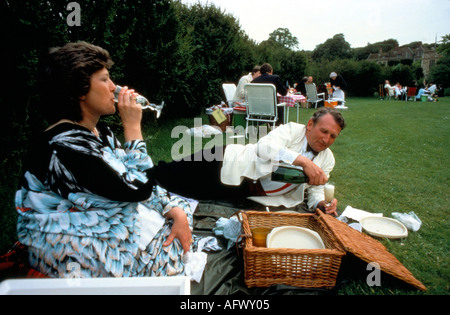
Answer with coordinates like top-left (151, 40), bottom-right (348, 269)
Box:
top-left (222, 83), bottom-right (237, 107)
top-left (385, 87), bottom-right (394, 100)
top-left (244, 84), bottom-right (285, 138)
top-left (378, 84), bottom-right (385, 100)
top-left (305, 83), bottom-right (325, 108)
top-left (405, 87), bottom-right (417, 102)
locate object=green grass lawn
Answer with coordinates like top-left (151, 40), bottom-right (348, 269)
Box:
top-left (293, 98), bottom-right (449, 294)
top-left (1, 96), bottom-right (448, 294)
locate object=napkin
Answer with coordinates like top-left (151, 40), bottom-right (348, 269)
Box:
top-left (341, 206), bottom-right (383, 222)
top-left (184, 236), bottom-right (221, 283)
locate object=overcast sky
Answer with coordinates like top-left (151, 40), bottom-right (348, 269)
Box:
top-left (180, 0), bottom-right (450, 51)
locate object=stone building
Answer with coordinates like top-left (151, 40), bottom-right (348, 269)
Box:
top-left (367, 45), bottom-right (441, 78)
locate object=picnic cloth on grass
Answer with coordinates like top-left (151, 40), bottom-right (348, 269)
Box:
top-left (190, 200), bottom-right (426, 294)
top-left (0, 242), bottom-right (48, 280)
top-left (1, 199), bottom-right (424, 293)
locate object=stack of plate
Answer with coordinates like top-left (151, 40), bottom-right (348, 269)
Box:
top-left (360, 216), bottom-right (408, 239)
top-left (266, 226), bottom-right (325, 249)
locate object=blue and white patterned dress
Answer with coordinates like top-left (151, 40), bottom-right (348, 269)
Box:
top-left (16, 122), bottom-right (195, 278)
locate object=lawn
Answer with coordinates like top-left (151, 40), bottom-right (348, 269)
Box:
top-left (288, 97), bottom-right (449, 294)
top-left (1, 96), bottom-right (448, 294)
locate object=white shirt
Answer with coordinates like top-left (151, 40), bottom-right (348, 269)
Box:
top-left (428, 84), bottom-right (437, 94)
top-left (260, 139), bottom-right (315, 196)
top-left (233, 73), bottom-right (253, 101)
top-left (221, 123), bottom-right (335, 208)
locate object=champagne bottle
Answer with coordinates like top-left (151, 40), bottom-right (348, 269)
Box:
top-left (271, 165), bottom-right (309, 184)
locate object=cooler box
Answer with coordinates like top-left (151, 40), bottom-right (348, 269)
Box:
top-left (420, 95), bottom-right (428, 102)
top-left (324, 100), bottom-right (338, 108)
top-left (206, 106), bottom-right (233, 132)
top-left (233, 106), bottom-right (247, 128)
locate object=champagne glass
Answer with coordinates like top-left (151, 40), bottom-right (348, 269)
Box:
top-left (324, 183), bottom-right (335, 206)
top-left (114, 85), bottom-right (164, 118)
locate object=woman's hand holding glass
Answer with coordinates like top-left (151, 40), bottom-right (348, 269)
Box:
top-left (116, 86), bottom-right (143, 141)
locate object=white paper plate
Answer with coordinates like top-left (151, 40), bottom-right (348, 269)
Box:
top-left (267, 226), bottom-right (325, 249)
top-left (275, 210), bottom-right (298, 214)
top-left (360, 216), bottom-right (408, 239)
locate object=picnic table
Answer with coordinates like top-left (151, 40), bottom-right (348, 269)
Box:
top-left (277, 93), bottom-right (306, 124)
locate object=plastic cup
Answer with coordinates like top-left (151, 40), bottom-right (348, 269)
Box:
top-left (251, 227), bottom-right (272, 247)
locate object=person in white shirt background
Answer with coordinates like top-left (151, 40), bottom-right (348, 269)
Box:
top-left (232, 65), bottom-right (261, 103)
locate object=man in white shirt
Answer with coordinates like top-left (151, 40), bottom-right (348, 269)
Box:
top-left (233, 66), bottom-right (261, 102)
top-left (221, 107), bottom-right (345, 215)
top-left (152, 108), bottom-right (346, 216)
top-left (428, 82), bottom-right (437, 95)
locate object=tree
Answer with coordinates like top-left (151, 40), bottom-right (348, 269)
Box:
top-left (312, 34), bottom-right (352, 61)
top-left (268, 27), bottom-right (299, 50)
top-left (255, 29), bottom-right (306, 85)
top-left (436, 34), bottom-right (450, 56)
top-left (429, 34), bottom-right (450, 90)
top-left (353, 61), bottom-right (383, 96)
top-left (353, 39), bottom-right (399, 60)
top-left (172, 2), bottom-right (253, 116)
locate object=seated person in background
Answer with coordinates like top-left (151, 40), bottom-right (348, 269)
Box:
top-left (251, 63), bottom-right (288, 124)
top-left (394, 82), bottom-right (406, 100)
top-left (233, 65), bottom-right (261, 103)
top-left (251, 63), bottom-right (287, 96)
top-left (436, 84), bottom-right (444, 98)
top-left (297, 76), bottom-right (308, 96)
top-left (428, 82), bottom-right (437, 95)
top-left (384, 80), bottom-right (395, 97)
top-left (317, 83), bottom-right (330, 99)
top-left (416, 84), bottom-right (433, 101)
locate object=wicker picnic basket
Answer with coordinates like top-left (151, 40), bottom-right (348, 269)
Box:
top-left (208, 114), bottom-right (231, 132)
top-left (206, 106), bottom-right (232, 132)
top-left (240, 210), bottom-right (427, 291)
top-left (240, 210), bottom-right (345, 289)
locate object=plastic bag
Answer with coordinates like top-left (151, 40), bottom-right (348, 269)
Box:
top-left (392, 211), bottom-right (422, 232)
top-left (213, 216), bottom-right (242, 249)
top-left (184, 125), bottom-right (223, 138)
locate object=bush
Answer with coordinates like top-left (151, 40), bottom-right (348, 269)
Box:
top-left (429, 55), bottom-right (450, 89)
top-left (169, 2), bottom-right (254, 116)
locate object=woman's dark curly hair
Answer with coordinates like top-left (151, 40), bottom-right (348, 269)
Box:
top-left (39, 41), bottom-right (114, 124)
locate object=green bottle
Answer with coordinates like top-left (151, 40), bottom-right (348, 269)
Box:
top-left (271, 165), bottom-right (309, 184)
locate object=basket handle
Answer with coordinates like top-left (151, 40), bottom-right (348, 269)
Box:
top-left (232, 211), bottom-right (251, 255)
top-left (233, 210), bottom-right (251, 241)
top-left (234, 210), bottom-right (245, 223)
top-left (234, 233), bottom-right (252, 256)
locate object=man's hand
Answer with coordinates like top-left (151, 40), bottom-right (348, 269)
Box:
top-left (317, 199), bottom-right (338, 216)
top-left (292, 155), bottom-right (328, 186)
